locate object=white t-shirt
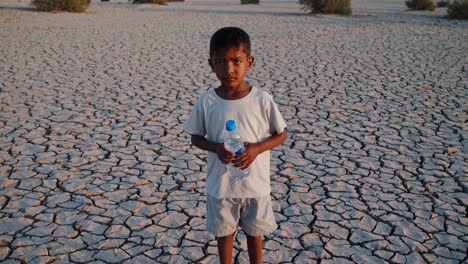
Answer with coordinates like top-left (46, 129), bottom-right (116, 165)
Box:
top-left (184, 86), bottom-right (287, 198)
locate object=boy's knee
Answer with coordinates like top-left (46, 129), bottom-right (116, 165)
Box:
top-left (216, 232), bottom-right (236, 241)
top-left (245, 233), bottom-right (262, 240)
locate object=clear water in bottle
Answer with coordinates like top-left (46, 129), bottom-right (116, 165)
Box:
top-left (224, 120), bottom-right (250, 180)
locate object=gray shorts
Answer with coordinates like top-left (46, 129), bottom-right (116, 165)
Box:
top-left (206, 195), bottom-right (277, 237)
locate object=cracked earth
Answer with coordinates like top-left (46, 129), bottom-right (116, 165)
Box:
top-left (0, 0), bottom-right (467, 263)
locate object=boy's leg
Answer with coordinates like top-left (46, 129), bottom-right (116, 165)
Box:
top-left (240, 196), bottom-right (277, 264)
top-left (207, 195), bottom-right (241, 264)
top-left (216, 232), bottom-right (235, 264)
top-left (246, 233), bottom-right (262, 264)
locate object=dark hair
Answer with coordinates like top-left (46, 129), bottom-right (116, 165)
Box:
top-left (209, 27), bottom-right (251, 57)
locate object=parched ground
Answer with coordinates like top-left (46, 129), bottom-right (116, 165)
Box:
top-left (0, 0), bottom-right (467, 263)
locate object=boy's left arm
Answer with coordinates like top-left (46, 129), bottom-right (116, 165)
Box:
top-left (233, 130), bottom-right (287, 170)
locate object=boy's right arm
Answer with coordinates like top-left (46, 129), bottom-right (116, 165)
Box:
top-left (191, 135), bottom-right (234, 164)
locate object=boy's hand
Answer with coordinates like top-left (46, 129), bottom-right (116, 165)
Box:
top-left (233, 142), bottom-right (261, 170)
top-left (216, 143), bottom-right (235, 164)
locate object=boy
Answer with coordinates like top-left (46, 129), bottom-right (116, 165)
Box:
top-left (184, 27), bottom-right (287, 264)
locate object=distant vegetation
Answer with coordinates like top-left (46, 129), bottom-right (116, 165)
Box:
top-left (447, 0), bottom-right (468, 19)
top-left (436, 0), bottom-right (450, 7)
top-left (31, 0), bottom-right (90, 12)
top-left (405, 0), bottom-right (436, 11)
top-left (241, 0), bottom-right (260, 4)
top-left (299, 0), bottom-right (352, 15)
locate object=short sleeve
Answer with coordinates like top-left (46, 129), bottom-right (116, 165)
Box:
top-left (267, 94), bottom-right (287, 134)
top-left (184, 97), bottom-right (206, 136)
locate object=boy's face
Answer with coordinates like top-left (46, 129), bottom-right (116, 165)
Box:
top-left (209, 45), bottom-right (254, 89)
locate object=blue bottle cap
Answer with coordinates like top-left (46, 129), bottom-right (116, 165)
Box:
top-left (226, 120), bottom-right (237, 131)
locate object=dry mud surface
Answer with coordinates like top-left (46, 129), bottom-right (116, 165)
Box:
top-left (0, 0), bottom-right (467, 263)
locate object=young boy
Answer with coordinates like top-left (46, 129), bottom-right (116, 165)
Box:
top-left (184, 27), bottom-right (287, 264)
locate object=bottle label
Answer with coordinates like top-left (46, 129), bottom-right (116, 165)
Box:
top-left (235, 147), bottom-right (245, 155)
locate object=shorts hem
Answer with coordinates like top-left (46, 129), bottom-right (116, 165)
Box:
top-left (207, 227), bottom-right (238, 238)
top-left (241, 223), bottom-right (277, 237)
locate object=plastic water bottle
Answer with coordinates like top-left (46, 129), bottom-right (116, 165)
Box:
top-left (224, 120), bottom-right (250, 180)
